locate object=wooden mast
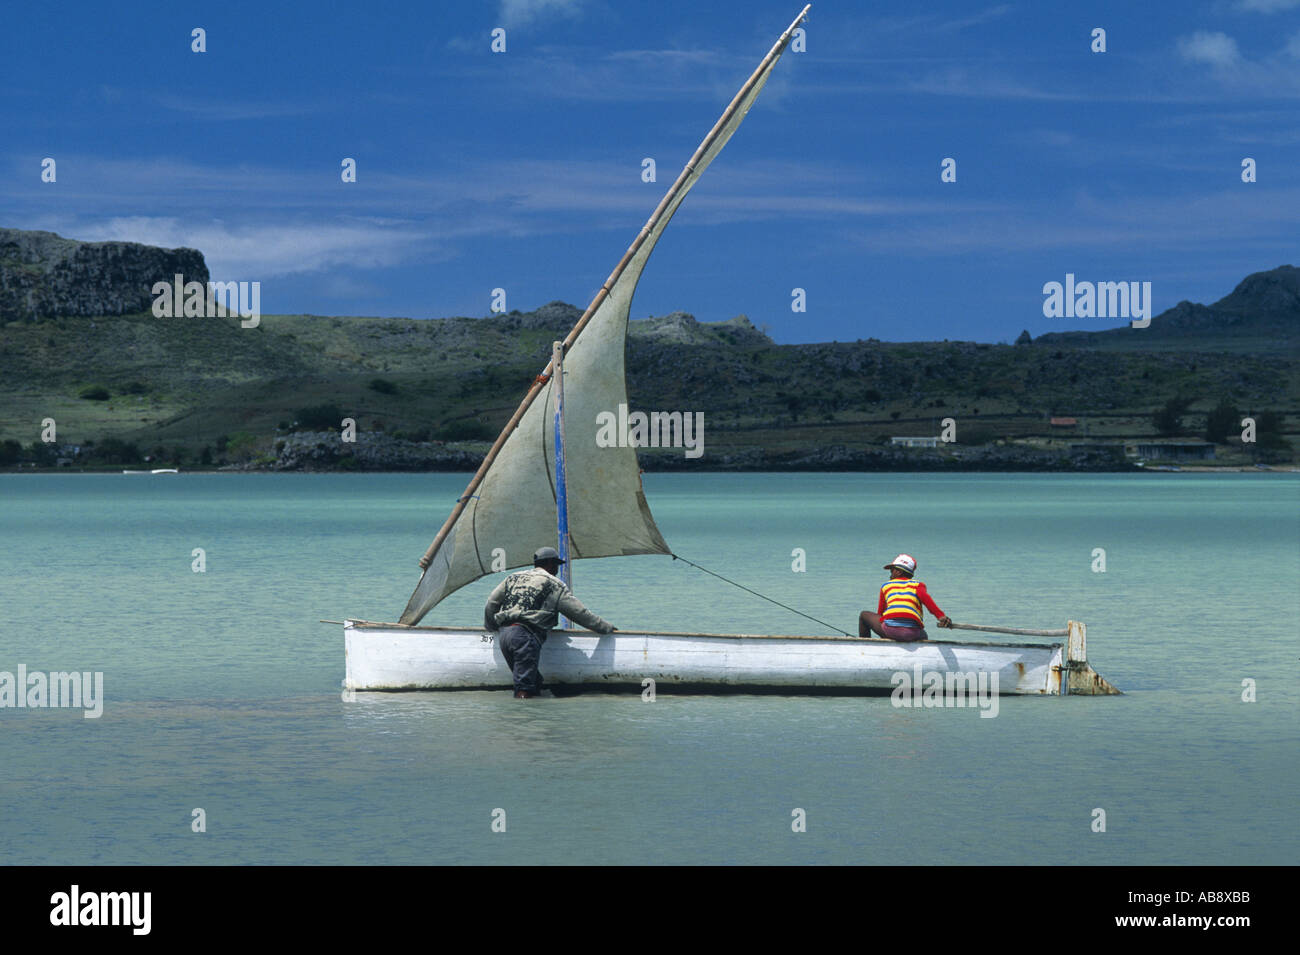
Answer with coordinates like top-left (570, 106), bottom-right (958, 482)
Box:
top-left (414, 4), bottom-right (812, 573)
top-left (553, 340), bottom-right (571, 628)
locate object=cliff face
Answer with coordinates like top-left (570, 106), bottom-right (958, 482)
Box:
top-left (630, 311), bottom-right (771, 346)
top-left (0, 228), bottom-right (208, 320)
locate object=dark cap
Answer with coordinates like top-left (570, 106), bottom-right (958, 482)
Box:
top-left (533, 546), bottom-right (564, 564)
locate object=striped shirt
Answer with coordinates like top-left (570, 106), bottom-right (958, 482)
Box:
top-left (876, 577), bottom-right (945, 625)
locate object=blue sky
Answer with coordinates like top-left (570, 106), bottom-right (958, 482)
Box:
top-left (3, 0), bottom-right (1297, 343)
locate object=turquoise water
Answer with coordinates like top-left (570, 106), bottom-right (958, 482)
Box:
top-left (1, 472), bottom-right (1297, 864)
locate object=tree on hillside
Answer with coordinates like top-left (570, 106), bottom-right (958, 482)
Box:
top-left (434, 419), bottom-right (494, 442)
top-left (1253, 410), bottom-right (1292, 461)
top-left (89, 438), bottom-right (141, 465)
top-left (1204, 399), bottom-right (1239, 444)
top-left (294, 404), bottom-right (345, 431)
top-left (27, 440), bottom-right (56, 465)
top-left (1253, 410), bottom-right (1284, 444)
top-left (225, 432), bottom-right (261, 463)
top-left (1153, 396), bottom-right (1194, 436)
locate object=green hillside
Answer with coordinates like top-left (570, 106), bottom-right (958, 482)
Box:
top-left (1, 234), bottom-right (1297, 469)
top-left (2, 303), bottom-right (1296, 469)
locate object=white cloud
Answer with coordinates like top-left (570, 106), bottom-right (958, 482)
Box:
top-left (153, 93), bottom-right (321, 121)
top-left (850, 5), bottom-right (1012, 37)
top-left (841, 186), bottom-right (1300, 255)
top-left (1177, 31), bottom-right (1242, 67)
top-left (901, 68), bottom-right (1081, 100)
top-left (500, 0), bottom-right (583, 27)
top-left (1236, 0), bottom-right (1300, 12)
top-left (1168, 32), bottom-right (1300, 96)
top-left (317, 275), bottom-right (386, 299)
top-left (10, 152), bottom-right (919, 276)
top-left (605, 48), bottom-right (720, 65)
top-left (937, 4), bottom-right (1013, 33)
top-left (69, 217), bottom-right (430, 280)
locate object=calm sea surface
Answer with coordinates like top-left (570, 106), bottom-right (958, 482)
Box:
top-left (1, 472), bottom-right (1297, 864)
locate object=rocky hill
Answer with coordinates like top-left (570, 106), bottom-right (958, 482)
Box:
top-left (1034, 265), bottom-right (1299, 352)
top-left (0, 228), bottom-right (207, 321)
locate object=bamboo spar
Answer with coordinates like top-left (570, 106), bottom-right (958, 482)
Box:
top-left (948, 622), bottom-right (1069, 637)
top-left (414, 4), bottom-right (812, 572)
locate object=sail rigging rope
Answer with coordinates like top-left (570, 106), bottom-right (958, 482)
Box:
top-left (670, 554), bottom-right (853, 637)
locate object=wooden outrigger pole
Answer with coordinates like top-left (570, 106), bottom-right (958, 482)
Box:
top-left (415, 3), bottom-right (813, 573)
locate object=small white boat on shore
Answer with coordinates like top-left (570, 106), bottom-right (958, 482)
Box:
top-left (336, 6), bottom-right (1119, 699)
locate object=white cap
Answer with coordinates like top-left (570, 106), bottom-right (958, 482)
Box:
top-left (884, 553), bottom-right (917, 575)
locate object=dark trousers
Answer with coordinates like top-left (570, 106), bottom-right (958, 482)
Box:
top-left (880, 623), bottom-right (929, 642)
top-left (498, 624), bottom-right (544, 694)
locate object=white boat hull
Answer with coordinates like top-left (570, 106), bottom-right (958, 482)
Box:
top-left (341, 620), bottom-right (1118, 696)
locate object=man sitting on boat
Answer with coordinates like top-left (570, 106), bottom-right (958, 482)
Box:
top-left (484, 546), bottom-right (617, 698)
top-left (858, 553), bottom-right (952, 642)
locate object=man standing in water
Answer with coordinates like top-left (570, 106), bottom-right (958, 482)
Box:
top-left (858, 553), bottom-right (953, 642)
top-left (484, 546), bottom-right (617, 698)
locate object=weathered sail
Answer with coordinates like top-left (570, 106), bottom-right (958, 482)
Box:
top-left (400, 5), bottom-right (810, 625)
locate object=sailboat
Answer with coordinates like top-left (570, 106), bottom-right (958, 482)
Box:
top-left (338, 5), bottom-right (1119, 697)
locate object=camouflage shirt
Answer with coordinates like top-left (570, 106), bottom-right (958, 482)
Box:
top-left (483, 566), bottom-right (615, 637)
